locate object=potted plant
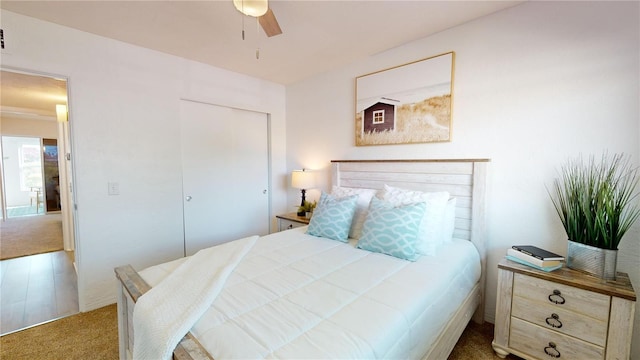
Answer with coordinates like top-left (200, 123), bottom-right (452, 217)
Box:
top-left (298, 200), bottom-right (317, 219)
top-left (549, 153), bottom-right (640, 279)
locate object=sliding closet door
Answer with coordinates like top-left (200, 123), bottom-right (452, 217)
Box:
top-left (180, 100), bottom-right (269, 256)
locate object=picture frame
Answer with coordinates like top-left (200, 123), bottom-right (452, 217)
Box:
top-left (355, 51), bottom-right (455, 146)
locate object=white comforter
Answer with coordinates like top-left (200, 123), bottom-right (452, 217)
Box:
top-left (139, 227), bottom-right (480, 359)
top-left (133, 235), bottom-right (257, 360)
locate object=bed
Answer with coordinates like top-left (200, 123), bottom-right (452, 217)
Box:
top-left (115, 158), bottom-right (490, 360)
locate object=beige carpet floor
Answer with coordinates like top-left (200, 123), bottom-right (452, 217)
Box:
top-left (0, 303), bottom-right (520, 360)
top-left (449, 321), bottom-right (521, 359)
top-left (0, 304), bottom-right (118, 360)
top-left (0, 214), bottom-right (63, 260)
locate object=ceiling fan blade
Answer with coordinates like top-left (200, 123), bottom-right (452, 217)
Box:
top-left (259, 8), bottom-right (282, 37)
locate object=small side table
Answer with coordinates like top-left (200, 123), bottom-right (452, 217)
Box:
top-left (276, 212), bottom-right (310, 232)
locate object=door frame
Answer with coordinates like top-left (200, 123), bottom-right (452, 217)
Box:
top-left (0, 66), bottom-right (78, 255)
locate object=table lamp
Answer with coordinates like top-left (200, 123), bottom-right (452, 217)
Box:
top-left (291, 169), bottom-right (315, 216)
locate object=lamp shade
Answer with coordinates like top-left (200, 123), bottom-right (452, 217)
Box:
top-left (291, 170), bottom-right (315, 190)
top-left (233, 0), bottom-right (268, 17)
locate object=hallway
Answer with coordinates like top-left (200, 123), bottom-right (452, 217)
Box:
top-left (1, 214), bottom-right (64, 260)
top-left (0, 250), bottom-right (78, 335)
top-left (0, 195), bottom-right (77, 335)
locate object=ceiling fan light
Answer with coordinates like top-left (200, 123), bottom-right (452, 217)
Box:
top-left (233, 0), bottom-right (268, 17)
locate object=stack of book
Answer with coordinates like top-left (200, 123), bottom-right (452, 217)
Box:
top-left (506, 245), bottom-right (564, 272)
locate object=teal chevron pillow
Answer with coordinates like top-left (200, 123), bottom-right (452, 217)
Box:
top-left (306, 192), bottom-right (358, 242)
top-left (356, 197), bottom-right (426, 261)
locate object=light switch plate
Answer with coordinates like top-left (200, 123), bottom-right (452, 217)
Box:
top-left (108, 182), bottom-right (119, 195)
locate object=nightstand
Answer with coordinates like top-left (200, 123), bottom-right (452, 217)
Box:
top-left (276, 212), bottom-right (310, 232)
top-left (492, 258), bottom-right (636, 360)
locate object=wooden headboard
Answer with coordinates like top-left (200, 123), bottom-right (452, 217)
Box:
top-left (331, 159), bottom-right (490, 322)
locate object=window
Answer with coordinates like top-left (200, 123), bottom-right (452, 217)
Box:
top-left (19, 144), bottom-right (42, 191)
top-left (373, 110), bottom-right (384, 124)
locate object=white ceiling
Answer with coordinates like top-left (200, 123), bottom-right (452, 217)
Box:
top-left (1, 0), bottom-right (525, 86)
top-left (1, 70), bottom-right (68, 122)
top-left (1, 1), bottom-right (524, 121)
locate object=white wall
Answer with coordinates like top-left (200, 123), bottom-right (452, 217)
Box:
top-left (286, 1), bottom-right (640, 357)
top-left (1, 10), bottom-right (288, 311)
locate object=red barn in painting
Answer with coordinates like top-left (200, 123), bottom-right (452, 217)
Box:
top-left (361, 99), bottom-right (397, 133)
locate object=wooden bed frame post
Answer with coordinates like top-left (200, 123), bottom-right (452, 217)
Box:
top-left (117, 278), bottom-right (129, 360)
top-left (471, 161), bottom-right (488, 324)
top-left (115, 265), bottom-right (212, 360)
top-left (115, 265), bottom-right (150, 360)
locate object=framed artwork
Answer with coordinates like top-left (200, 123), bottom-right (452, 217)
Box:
top-left (355, 51), bottom-right (455, 146)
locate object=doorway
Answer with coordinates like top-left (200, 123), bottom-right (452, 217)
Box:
top-left (0, 69), bottom-right (78, 335)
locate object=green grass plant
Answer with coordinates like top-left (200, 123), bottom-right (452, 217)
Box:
top-left (550, 153), bottom-right (640, 250)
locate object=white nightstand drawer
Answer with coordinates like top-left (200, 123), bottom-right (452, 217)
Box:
top-left (279, 218), bottom-right (307, 231)
top-left (512, 294), bottom-right (608, 346)
top-left (513, 273), bottom-right (610, 321)
top-left (509, 317), bottom-right (604, 360)
top-left (276, 213), bottom-right (310, 232)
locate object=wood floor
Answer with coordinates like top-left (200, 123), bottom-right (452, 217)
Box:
top-left (0, 250), bottom-right (78, 335)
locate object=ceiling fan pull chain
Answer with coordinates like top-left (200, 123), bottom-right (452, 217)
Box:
top-left (256, 17), bottom-right (260, 60)
top-left (241, 13), bottom-right (245, 40)
top-left (241, 0), bottom-right (246, 41)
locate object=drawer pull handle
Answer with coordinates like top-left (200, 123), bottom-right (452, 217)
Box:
top-left (544, 342), bottom-right (561, 358)
top-left (545, 313), bottom-right (563, 328)
top-left (287, 224), bottom-right (293, 229)
top-left (548, 290), bottom-right (565, 304)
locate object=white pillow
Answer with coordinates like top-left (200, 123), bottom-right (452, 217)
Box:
top-left (331, 186), bottom-right (379, 239)
top-left (380, 184), bottom-right (449, 256)
top-left (442, 198), bottom-right (457, 243)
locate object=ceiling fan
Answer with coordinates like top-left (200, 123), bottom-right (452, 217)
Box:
top-left (233, 0), bottom-right (282, 37)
